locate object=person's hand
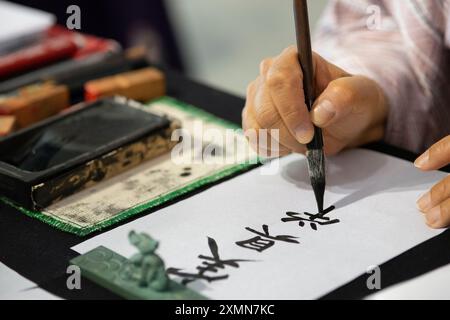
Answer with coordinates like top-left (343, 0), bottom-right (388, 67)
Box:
top-left (243, 46), bottom-right (388, 156)
top-left (416, 136), bottom-right (450, 229)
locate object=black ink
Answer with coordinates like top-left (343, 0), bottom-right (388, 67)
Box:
top-left (167, 237), bottom-right (251, 285)
top-left (236, 224), bottom-right (299, 252)
top-left (235, 237), bottom-right (274, 253)
top-left (282, 206), bottom-right (339, 231)
top-left (180, 167), bottom-right (192, 177)
top-left (166, 267), bottom-right (228, 284)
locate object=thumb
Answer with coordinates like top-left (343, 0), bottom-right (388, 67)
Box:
top-left (311, 75), bottom-right (381, 128)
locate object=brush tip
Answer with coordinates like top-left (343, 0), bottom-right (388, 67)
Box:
top-left (306, 149), bottom-right (326, 213)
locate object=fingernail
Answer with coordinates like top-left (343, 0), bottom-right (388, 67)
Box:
top-left (417, 191), bottom-right (431, 212)
top-left (414, 151), bottom-right (429, 168)
top-left (313, 100), bottom-right (336, 126)
top-left (426, 206), bottom-right (441, 227)
top-left (294, 123), bottom-right (313, 144)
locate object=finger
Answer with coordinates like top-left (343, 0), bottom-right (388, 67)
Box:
top-left (243, 81), bottom-right (291, 157)
top-left (248, 94), bottom-right (301, 156)
top-left (252, 137), bottom-right (292, 158)
top-left (252, 79), bottom-right (307, 154)
top-left (259, 57), bottom-right (274, 76)
top-left (253, 57), bottom-right (307, 153)
top-left (243, 108), bottom-right (291, 157)
top-left (424, 197), bottom-right (450, 229)
top-left (243, 79), bottom-right (260, 140)
top-left (265, 121), bottom-right (306, 156)
top-left (417, 175), bottom-right (450, 213)
top-left (242, 79), bottom-right (257, 132)
top-left (311, 76), bottom-right (381, 128)
top-left (415, 136), bottom-right (450, 171)
top-left (266, 45), bottom-right (314, 144)
top-left (242, 80), bottom-right (260, 135)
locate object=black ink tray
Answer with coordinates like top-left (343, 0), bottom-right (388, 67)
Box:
top-left (0, 96), bottom-right (176, 210)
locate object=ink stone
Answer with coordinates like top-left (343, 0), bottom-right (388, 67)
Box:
top-left (71, 231), bottom-right (206, 300)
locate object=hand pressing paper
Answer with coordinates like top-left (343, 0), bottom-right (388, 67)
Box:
top-left (73, 149), bottom-right (446, 300)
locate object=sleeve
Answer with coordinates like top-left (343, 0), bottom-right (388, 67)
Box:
top-left (312, 0), bottom-right (439, 153)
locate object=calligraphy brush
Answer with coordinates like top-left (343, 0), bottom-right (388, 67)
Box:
top-left (293, 0), bottom-right (326, 213)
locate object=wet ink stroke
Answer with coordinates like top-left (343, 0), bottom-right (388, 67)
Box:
top-left (235, 225), bottom-right (299, 253)
top-left (167, 237), bottom-right (252, 285)
top-left (167, 206), bottom-right (341, 286)
top-left (282, 206), bottom-right (339, 231)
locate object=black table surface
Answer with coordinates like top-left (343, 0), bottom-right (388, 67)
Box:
top-left (1, 70), bottom-right (449, 300)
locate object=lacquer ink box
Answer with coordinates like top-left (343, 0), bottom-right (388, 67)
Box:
top-left (0, 96), bottom-right (179, 210)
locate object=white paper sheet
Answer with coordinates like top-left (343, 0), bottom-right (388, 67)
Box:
top-left (0, 262), bottom-right (62, 300)
top-left (367, 264), bottom-right (450, 300)
top-left (0, 288), bottom-right (61, 300)
top-left (0, 1), bottom-right (54, 48)
top-left (0, 262), bottom-right (35, 297)
top-left (73, 149), bottom-right (446, 299)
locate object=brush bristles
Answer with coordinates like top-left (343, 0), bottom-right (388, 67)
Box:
top-left (306, 149), bottom-right (326, 213)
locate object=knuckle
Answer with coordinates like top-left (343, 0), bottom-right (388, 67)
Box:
top-left (440, 176), bottom-right (450, 197)
top-left (440, 201), bottom-right (450, 220)
top-left (267, 71), bottom-right (287, 90)
top-left (282, 108), bottom-right (305, 123)
top-left (432, 179), bottom-right (446, 201)
top-left (259, 58), bottom-right (272, 74)
top-left (282, 45), bottom-right (297, 56)
top-left (267, 70), bottom-right (297, 91)
top-left (255, 106), bottom-right (279, 129)
top-left (246, 80), bottom-right (257, 97)
top-left (328, 81), bottom-right (356, 104)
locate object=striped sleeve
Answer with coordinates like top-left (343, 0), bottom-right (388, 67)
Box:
top-left (313, 0), bottom-right (449, 153)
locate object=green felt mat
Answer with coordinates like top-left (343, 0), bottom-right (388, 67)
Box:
top-left (1, 97), bottom-right (259, 236)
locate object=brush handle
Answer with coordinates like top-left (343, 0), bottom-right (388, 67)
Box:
top-left (293, 0), bottom-right (324, 150)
